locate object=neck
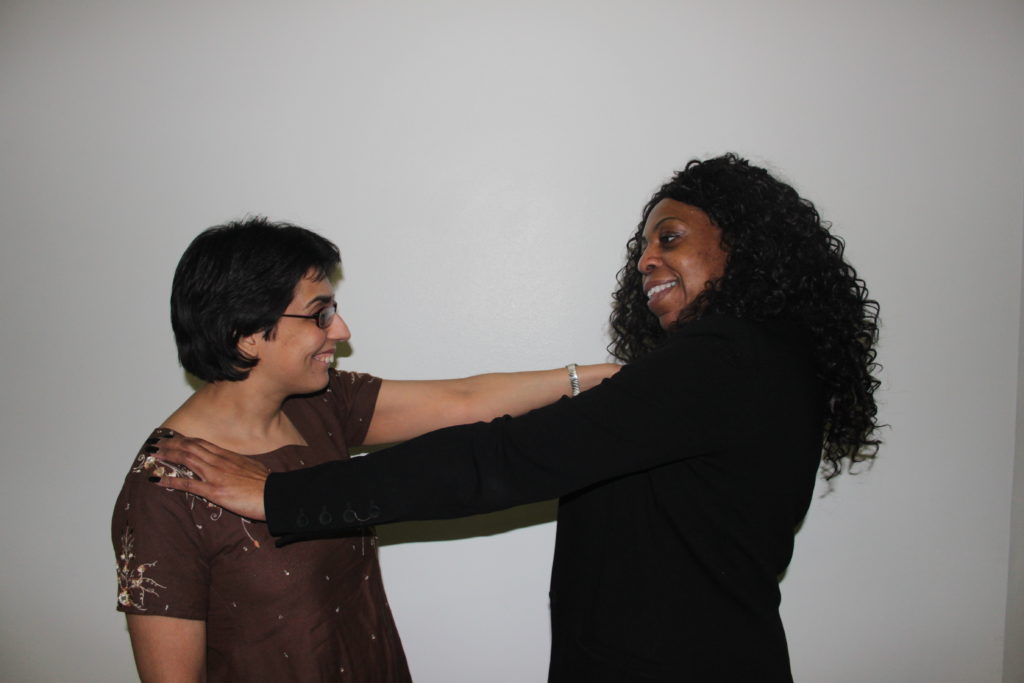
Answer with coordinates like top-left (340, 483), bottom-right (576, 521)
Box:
top-left (163, 376), bottom-right (304, 454)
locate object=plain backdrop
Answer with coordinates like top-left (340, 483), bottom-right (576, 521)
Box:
top-left (1, 1), bottom-right (1022, 681)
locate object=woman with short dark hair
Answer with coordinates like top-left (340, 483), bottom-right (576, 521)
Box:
top-left (112, 217), bottom-right (618, 682)
top-left (154, 154), bottom-right (881, 682)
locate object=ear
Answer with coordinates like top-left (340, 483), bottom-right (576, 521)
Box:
top-left (237, 331), bottom-right (262, 361)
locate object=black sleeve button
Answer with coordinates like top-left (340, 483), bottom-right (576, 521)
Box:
top-left (319, 506), bottom-right (333, 525)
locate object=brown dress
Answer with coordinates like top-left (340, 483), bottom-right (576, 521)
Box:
top-left (111, 370), bottom-right (411, 682)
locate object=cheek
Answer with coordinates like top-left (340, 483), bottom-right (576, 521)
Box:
top-left (699, 246), bottom-right (728, 279)
top-left (712, 252), bottom-right (728, 278)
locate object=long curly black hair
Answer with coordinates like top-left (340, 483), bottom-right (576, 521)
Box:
top-left (609, 153), bottom-right (881, 479)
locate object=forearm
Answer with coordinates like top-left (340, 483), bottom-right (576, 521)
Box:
top-left (450, 363), bottom-right (618, 419)
top-left (364, 363), bottom-right (619, 444)
top-left (269, 411), bottom-right (588, 537)
top-left (155, 320), bottom-right (755, 537)
top-left (270, 358), bottom-right (701, 537)
top-left (268, 331), bottom-right (748, 539)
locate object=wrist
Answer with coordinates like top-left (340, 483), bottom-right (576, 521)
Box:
top-left (576, 363), bottom-right (620, 392)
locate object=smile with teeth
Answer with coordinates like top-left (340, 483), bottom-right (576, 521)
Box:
top-left (314, 352), bottom-right (334, 365)
top-left (646, 281), bottom-right (678, 299)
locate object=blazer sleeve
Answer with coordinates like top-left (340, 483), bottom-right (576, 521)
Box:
top-left (266, 319), bottom-right (756, 539)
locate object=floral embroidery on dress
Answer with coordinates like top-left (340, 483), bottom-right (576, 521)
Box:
top-left (131, 429), bottom-right (265, 549)
top-left (116, 526), bottom-right (166, 610)
top-left (131, 428), bottom-right (198, 479)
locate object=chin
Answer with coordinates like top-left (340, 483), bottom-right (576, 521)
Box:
top-left (293, 369), bottom-right (330, 395)
top-left (656, 310), bottom-right (681, 330)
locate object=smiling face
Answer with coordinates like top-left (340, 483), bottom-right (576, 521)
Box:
top-left (638, 199), bottom-right (728, 330)
top-left (243, 272), bottom-right (350, 395)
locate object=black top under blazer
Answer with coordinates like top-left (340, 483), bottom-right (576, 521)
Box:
top-left (266, 314), bottom-right (825, 682)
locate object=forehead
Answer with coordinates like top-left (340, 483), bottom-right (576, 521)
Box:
top-left (642, 199), bottom-right (715, 236)
top-left (290, 273), bottom-right (335, 308)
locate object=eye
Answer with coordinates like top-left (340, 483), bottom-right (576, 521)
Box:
top-left (316, 302), bottom-right (338, 328)
top-left (659, 231), bottom-right (682, 246)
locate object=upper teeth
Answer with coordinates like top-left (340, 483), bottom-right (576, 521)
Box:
top-left (647, 281), bottom-right (677, 299)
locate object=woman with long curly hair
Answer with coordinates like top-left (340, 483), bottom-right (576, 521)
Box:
top-left (611, 153), bottom-right (880, 480)
top-left (151, 153), bottom-right (881, 682)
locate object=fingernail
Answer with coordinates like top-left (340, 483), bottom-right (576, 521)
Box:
top-left (144, 445), bottom-right (159, 454)
top-left (147, 476), bottom-right (160, 483)
top-left (145, 437), bottom-right (161, 445)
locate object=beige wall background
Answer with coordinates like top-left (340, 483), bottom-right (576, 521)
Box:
top-left (1, 1), bottom-right (1022, 681)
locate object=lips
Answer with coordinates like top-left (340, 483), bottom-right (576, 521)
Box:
top-left (313, 350), bottom-right (334, 366)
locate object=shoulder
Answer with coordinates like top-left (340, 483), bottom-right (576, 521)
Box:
top-left (649, 314), bottom-right (758, 364)
top-left (662, 314), bottom-right (811, 362)
top-left (284, 369), bottom-right (383, 448)
top-left (111, 435), bottom-right (212, 617)
top-left (113, 431), bottom-right (202, 525)
top-left (625, 315), bottom-right (815, 396)
top-left (284, 369), bottom-right (381, 413)
top-left (330, 368), bottom-right (382, 393)
top-left (667, 314), bottom-right (764, 343)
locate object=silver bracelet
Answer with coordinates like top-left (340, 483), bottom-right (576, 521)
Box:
top-left (566, 363), bottom-right (581, 397)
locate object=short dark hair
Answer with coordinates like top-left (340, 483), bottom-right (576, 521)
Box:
top-left (171, 216), bottom-right (341, 382)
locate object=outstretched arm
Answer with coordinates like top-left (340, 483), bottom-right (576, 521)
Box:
top-left (145, 365), bottom-right (619, 520)
top-left (151, 326), bottom-right (747, 528)
top-left (364, 364), bottom-right (619, 445)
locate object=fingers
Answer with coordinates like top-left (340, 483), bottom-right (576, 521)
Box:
top-left (143, 433), bottom-right (271, 521)
top-left (158, 435), bottom-right (256, 468)
top-left (151, 436), bottom-right (270, 482)
top-left (148, 471), bottom-right (268, 521)
top-left (158, 435), bottom-right (243, 474)
top-left (159, 435), bottom-right (215, 460)
top-left (153, 443), bottom-right (211, 482)
top-left (150, 474), bottom-right (212, 499)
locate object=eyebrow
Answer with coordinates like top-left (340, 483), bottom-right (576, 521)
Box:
top-left (642, 215), bottom-right (686, 242)
top-left (304, 294), bottom-right (335, 310)
top-left (653, 216), bottom-right (684, 229)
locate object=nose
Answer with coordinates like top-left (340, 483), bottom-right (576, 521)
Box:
top-left (327, 313), bottom-right (351, 342)
top-left (637, 244), bottom-right (659, 273)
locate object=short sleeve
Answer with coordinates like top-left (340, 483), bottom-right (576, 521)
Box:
top-left (327, 370), bottom-right (382, 447)
top-left (111, 441), bottom-right (210, 620)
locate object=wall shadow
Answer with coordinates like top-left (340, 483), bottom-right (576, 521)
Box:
top-left (377, 500), bottom-right (558, 546)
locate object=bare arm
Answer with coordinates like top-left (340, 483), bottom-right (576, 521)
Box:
top-left (364, 364), bottom-right (619, 445)
top-left (149, 365), bottom-right (621, 519)
top-left (126, 614), bottom-right (206, 683)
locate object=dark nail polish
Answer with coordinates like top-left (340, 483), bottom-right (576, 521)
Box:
top-left (144, 445), bottom-right (159, 454)
top-left (147, 476), bottom-right (160, 483)
top-left (146, 437), bottom-right (161, 445)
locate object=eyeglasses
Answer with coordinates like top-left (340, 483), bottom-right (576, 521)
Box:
top-left (280, 302), bottom-right (338, 330)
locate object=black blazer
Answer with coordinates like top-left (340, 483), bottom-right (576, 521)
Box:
top-left (266, 315), bottom-right (824, 682)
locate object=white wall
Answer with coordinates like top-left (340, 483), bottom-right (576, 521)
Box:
top-left (1, 1), bottom-right (1022, 681)
top-left (1008, 183), bottom-right (1024, 682)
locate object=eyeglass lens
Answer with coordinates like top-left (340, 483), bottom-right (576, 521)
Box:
top-left (317, 304), bottom-right (337, 329)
